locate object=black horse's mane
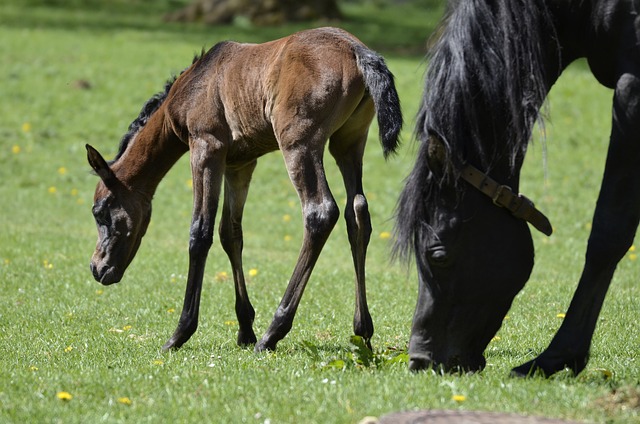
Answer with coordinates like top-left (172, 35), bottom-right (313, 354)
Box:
top-left (110, 52), bottom-right (205, 164)
top-left (394, 0), bottom-right (556, 259)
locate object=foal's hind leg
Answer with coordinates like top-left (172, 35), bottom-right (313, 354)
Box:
top-left (255, 144), bottom-right (340, 352)
top-left (330, 135), bottom-right (374, 349)
top-left (219, 161), bottom-right (258, 347)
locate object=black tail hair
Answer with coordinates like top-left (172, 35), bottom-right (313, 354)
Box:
top-left (354, 45), bottom-right (403, 159)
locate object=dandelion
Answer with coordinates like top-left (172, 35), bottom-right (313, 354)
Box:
top-left (29, 366), bottom-right (38, 371)
top-left (43, 260), bottom-right (53, 269)
top-left (96, 289), bottom-right (103, 295)
top-left (284, 235), bottom-right (292, 242)
top-left (186, 179), bottom-right (193, 189)
top-left (167, 308), bottom-right (175, 313)
top-left (56, 391), bottom-right (73, 401)
top-left (629, 253), bottom-right (637, 261)
top-left (379, 231), bottom-right (391, 240)
top-left (122, 325), bottom-right (132, 331)
top-left (452, 394), bottom-right (466, 402)
top-left (248, 268), bottom-right (258, 277)
top-left (11, 145), bottom-right (21, 154)
top-left (153, 359), bottom-right (164, 366)
top-left (48, 186), bottom-right (57, 194)
top-left (70, 188), bottom-right (78, 196)
top-left (224, 320), bottom-right (238, 326)
top-left (490, 336), bottom-right (501, 342)
top-left (57, 167), bottom-right (67, 176)
top-left (629, 245), bottom-right (636, 252)
top-left (117, 397), bottom-right (132, 406)
top-left (64, 346), bottom-right (73, 353)
top-left (22, 122), bottom-right (31, 133)
top-left (215, 271), bottom-right (229, 282)
top-left (283, 214), bottom-right (292, 223)
top-left (556, 313), bottom-right (566, 318)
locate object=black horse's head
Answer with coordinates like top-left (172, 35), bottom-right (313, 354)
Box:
top-left (396, 0), bottom-right (557, 372)
top-left (397, 133), bottom-right (552, 372)
top-left (86, 145), bottom-right (152, 285)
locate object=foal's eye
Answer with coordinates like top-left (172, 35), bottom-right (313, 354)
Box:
top-left (92, 205), bottom-right (111, 226)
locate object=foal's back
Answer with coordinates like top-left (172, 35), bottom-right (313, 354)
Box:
top-left (166, 27), bottom-right (373, 163)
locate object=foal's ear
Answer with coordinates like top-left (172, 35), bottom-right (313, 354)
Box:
top-left (86, 144), bottom-right (117, 185)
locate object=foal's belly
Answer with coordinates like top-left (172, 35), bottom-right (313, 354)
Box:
top-left (226, 131), bottom-right (280, 163)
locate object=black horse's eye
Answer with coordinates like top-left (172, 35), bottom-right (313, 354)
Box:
top-left (428, 247), bottom-right (449, 266)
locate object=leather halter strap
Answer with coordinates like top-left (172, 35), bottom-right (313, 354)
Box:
top-left (461, 164), bottom-right (553, 236)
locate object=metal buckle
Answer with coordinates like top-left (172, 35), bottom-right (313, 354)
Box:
top-left (492, 185), bottom-right (511, 207)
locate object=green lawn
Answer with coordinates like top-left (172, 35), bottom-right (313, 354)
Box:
top-left (0, 1), bottom-right (638, 423)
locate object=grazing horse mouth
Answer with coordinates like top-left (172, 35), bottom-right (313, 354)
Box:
top-left (90, 263), bottom-right (121, 285)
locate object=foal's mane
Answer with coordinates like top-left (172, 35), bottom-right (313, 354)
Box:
top-left (394, 0), bottom-right (556, 259)
top-left (110, 53), bottom-right (204, 164)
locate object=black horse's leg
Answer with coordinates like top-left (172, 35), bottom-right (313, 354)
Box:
top-left (255, 144), bottom-right (339, 352)
top-left (512, 73), bottom-right (640, 377)
top-left (330, 138), bottom-right (374, 349)
top-left (163, 137), bottom-right (226, 350)
top-left (219, 160), bottom-right (258, 347)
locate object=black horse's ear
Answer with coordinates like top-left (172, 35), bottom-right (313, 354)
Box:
top-left (86, 144), bottom-right (117, 186)
top-left (426, 132), bottom-right (449, 176)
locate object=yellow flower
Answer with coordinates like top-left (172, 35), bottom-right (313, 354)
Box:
top-left (282, 214), bottom-right (292, 223)
top-left (43, 260), bottom-right (53, 269)
top-left (284, 234), bottom-right (292, 242)
top-left (22, 122), bottom-right (31, 133)
top-left (56, 391), bottom-right (73, 401)
top-left (379, 231), bottom-right (391, 240)
top-left (224, 320), bottom-right (238, 326)
top-left (248, 268), bottom-right (258, 277)
top-left (11, 145), bottom-right (21, 154)
top-left (48, 186), bottom-right (57, 194)
top-left (215, 271), bottom-right (228, 282)
top-left (64, 346), bottom-right (73, 353)
top-left (70, 188), bottom-right (78, 196)
top-left (490, 336), bottom-right (501, 342)
top-left (57, 167), bottom-right (67, 175)
top-left (167, 308), bottom-right (175, 313)
top-left (29, 366), bottom-right (38, 371)
top-left (629, 245), bottom-right (636, 252)
top-left (122, 325), bottom-right (132, 331)
top-left (153, 359), bottom-right (164, 366)
top-left (186, 179), bottom-right (193, 189)
top-left (556, 313), bottom-right (566, 318)
top-left (117, 397), bottom-right (132, 405)
top-left (629, 253), bottom-right (637, 261)
top-left (96, 289), bottom-right (103, 295)
top-left (452, 394), bottom-right (466, 402)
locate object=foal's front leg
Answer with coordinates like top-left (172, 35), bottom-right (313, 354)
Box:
top-left (219, 161), bottom-right (258, 347)
top-left (163, 136), bottom-right (226, 350)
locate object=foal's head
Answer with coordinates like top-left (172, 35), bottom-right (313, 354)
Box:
top-left (86, 75), bottom-right (179, 285)
top-left (86, 145), bottom-right (152, 285)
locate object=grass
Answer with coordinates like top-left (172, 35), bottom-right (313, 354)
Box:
top-left (0, 1), bottom-right (638, 423)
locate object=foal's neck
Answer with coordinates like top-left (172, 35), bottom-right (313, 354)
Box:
top-left (112, 107), bottom-right (188, 201)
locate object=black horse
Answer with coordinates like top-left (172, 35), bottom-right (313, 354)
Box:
top-left (396, 0), bottom-right (640, 376)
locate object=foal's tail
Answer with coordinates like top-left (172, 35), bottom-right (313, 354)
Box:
top-left (353, 45), bottom-right (403, 158)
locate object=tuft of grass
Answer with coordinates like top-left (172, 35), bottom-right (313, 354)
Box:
top-left (0, 1), bottom-right (638, 424)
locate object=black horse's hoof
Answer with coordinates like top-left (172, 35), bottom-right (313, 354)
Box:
top-left (254, 338), bottom-right (277, 353)
top-left (237, 330), bottom-right (257, 348)
top-left (511, 353), bottom-right (589, 378)
top-left (408, 357), bottom-right (431, 372)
